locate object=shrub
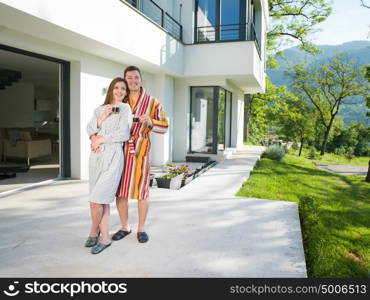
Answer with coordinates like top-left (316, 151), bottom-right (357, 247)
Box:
top-left (263, 145), bottom-right (286, 161)
top-left (307, 146), bottom-right (319, 160)
top-left (291, 142), bottom-right (300, 150)
top-left (161, 163), bottom-right (191, 179)
top-left (334, 146), bottom-right (346, 156)
top-left (298, 195), bottom-right (324, 277)
top-left (344, 146), bottom-right (354, 160)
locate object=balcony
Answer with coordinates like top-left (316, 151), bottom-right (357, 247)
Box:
top-left (195, 23), bottom-right (261, 57)
top-left (124, 0), bottom-right (183, 41)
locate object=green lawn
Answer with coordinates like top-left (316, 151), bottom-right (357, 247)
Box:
top-left (236, 153), bottom-right (370, 278)
top-left (289, 148), bottom-right (369, 166)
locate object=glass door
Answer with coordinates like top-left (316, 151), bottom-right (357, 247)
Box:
top-left (190, 87), bottom-right (215, 153)
top-left (190, 86), bottom-right (232, 154)
top-left (217, 88), bottom-right (225, 151)
top-left (225, 90), bottom-right (232, 147)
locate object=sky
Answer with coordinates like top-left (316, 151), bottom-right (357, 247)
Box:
top-left (309, 0), bottom-right (370, 46)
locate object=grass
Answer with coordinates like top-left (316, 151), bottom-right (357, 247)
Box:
top-left (236, 153), bottom-right (370, 278)
top-left (289, 148), bottom-right (369, 166)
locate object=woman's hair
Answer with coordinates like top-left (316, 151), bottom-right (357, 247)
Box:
top-left (103, 77), bottom-right (129, 105)
top-left (124, 65), bottom-right (142, 80)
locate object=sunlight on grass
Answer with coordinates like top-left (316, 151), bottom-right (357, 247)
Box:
top-left (289, 148), bottom-right (369, 166)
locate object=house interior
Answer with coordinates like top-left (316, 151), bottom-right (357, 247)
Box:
top-left (0, 49), bottom-right (60, 193)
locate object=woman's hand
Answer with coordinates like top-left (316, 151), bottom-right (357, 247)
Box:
top-left (91, 135), bottom-right (105, 145)
top-left (91, 142), bottom-right (101, 153)
top-left (98, 105), bottom-right (113, 127)
top-left (139, 115), bottom-right (153, 127)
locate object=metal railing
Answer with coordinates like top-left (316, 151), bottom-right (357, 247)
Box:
top-left (125, 0), bottom-right (138, 7)
top-left (196, 23), bottom-right (261, 56)
top-left (124, 0), bottom-right (182, 41)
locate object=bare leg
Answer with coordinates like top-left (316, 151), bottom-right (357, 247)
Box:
top-left (89, 202), bottom-right (103, 237)
top-left (137, 198), bottom-right (149, 232)
top-left (116, 197), bottom-right (130, 231)
top-left (99, 204), bottom-right (111, 245)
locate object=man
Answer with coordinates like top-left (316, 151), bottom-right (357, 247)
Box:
top-left (113, 65), bottom-right (168, 243)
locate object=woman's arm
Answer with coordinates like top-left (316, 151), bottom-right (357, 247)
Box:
top-left (87, 105), bottom-right (112, 137)
top-left (100, 104), bottom-right (133, 144)
top-left (86, 107), bottom-right (101, 137)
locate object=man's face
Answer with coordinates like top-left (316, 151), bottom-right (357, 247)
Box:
top-left (125, 70), bottom-right (142, 92)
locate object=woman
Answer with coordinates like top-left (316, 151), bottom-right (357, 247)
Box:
top-left (85, 77), bottom-right (132, 254)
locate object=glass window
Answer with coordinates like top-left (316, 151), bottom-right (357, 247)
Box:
top-left (220, 0), bottom-right (240, 40)
top-left (197, 0), bottom-right (216, 41)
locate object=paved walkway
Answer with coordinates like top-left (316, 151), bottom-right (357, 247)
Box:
top-left (0, 146), bottom-right (307, 277)
top-left (315, 164), bottom-right (367, 176)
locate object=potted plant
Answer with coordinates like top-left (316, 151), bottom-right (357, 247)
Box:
top-left (155, 163), bottom-right (185, 190)
top-left (156, 172), bottom-right (183, 189)
top-left (149, 173), bottom-right (155, 187)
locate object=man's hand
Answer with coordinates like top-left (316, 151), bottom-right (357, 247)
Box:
top-left (139, 115), bottom-right (153, 127)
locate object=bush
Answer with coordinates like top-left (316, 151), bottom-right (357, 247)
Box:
top-left (161, 163), bottom-right (190, 179)
top-left (345, 146), bottom-right (354, 160)
top-left (263, 145), bottom-right (286, 161)
top-left (334, 146), bottom-right (346, 156)
top-left (298, 195), bottom-right (324, 277)
top-left (307, 147), bottom-right (319, 160)
top-left (291, 142), bottom-right (300, 150)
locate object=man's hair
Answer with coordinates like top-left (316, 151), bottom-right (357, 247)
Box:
top-left (124, 65), bottom-right (142, 79)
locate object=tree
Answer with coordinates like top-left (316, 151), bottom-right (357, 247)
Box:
top-left (246, 79), bottom-right (293, 144)
top-left (360, 0), bottom-right (370, 9)
top-left (277, 95), bottom-right (316, 156)
top-left (267, 0), bottom-right (332, 68)
top-left (365, 66), bottom-right (370, 182)
top-left (286, 55), bottom-right (369, 155)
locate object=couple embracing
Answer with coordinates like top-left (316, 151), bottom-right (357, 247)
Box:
top-left (86, 66), bottom-right (168, 254)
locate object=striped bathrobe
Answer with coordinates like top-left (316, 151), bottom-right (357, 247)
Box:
top-left (116, 88), bottom-right (168, 200)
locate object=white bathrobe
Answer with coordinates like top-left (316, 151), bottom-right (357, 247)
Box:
top-left (86, 102), bottom-right (132, 204)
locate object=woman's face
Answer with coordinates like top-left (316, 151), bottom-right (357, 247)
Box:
top-left (125, 70), bottom-right (142, 92)
top-left (113, 81), bottom-right (127, 102)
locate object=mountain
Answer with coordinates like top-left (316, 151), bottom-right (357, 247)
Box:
top-left (267, 41), bottom-right (370, 126)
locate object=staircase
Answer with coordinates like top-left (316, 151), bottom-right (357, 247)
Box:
top-left (0, 68), bottom-right (22, 90)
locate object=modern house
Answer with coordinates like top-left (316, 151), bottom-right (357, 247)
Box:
top-left (0, 0), bottom-right (268, 181)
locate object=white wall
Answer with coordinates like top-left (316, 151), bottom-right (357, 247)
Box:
top-left (0, 82), bottom-right (34, 128)
top-left (185, 41), bottom-right (254, 77)
top-left (173, 79), bottom-right (190, 161)
top-left (150, 74), bottom-right (173, 166)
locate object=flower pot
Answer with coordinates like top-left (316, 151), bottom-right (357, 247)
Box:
top-left (156, 174), bottom-right (183, 190)
top-left (149, 173), bottom-right (155, 187)
top-left (181, 174), bottom-right (194, 187)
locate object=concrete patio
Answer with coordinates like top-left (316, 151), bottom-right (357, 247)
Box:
top-left (0, 146), bottom-right (307, 277)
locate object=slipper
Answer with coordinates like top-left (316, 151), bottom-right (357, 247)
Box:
top-left (84, 232), bottom-right (100, 247)
top-left (112, 229), bottom-right (132, 241)
top-left (91, 242), bottom-right (111, 254)
top-left (137, 232), bottom-right (149, 243)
